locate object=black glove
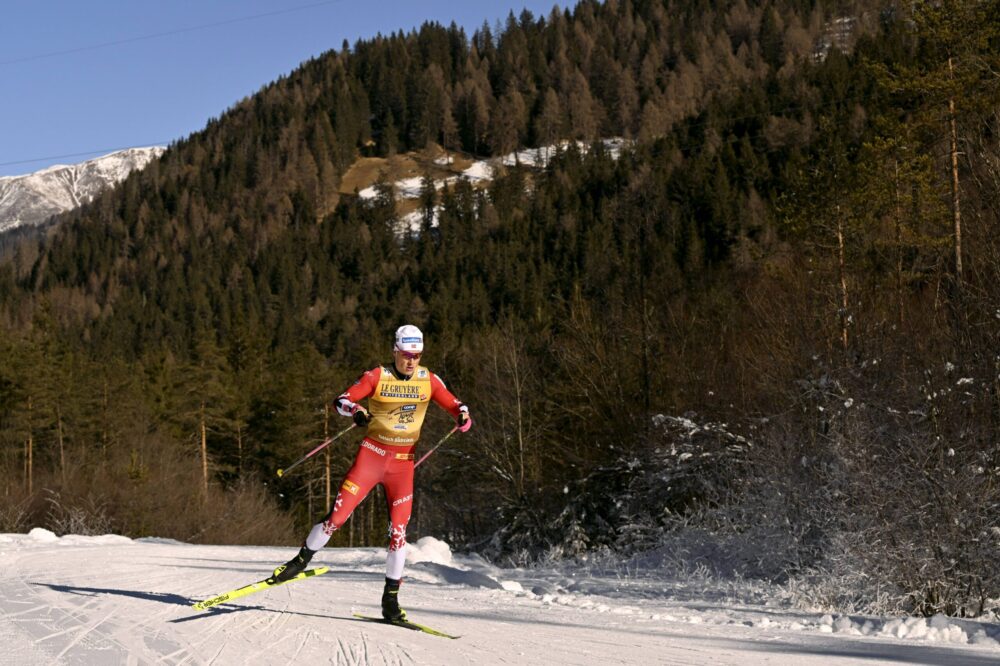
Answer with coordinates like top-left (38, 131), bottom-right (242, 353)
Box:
top-left (352, 408), bottom-right (371, 427)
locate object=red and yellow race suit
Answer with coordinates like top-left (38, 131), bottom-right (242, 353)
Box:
top-left (308, 365), bottom-right (463, 575)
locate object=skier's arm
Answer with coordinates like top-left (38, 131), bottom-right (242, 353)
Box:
top-left (335, 367), bottom-right (381, 425)
top-left (430, 373), bottom-right (471, 431)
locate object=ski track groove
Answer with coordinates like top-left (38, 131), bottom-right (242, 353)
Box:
top-left (184, 606), bottom-right (244, 659)
top-left (204, 635), bottom-right (230, 666)
top-left (158, 601), bottom-right (243, 665)
top-left (18, 546), bottom-right (467, 666)
top-left (335, 636), bottom-right (352, 665)
top-left (284, 628), bottom-right (312, 666)
top-left (53, 609), bottom-right (116, 660)
top-left (4, 604), bottom-right (52, 619)
top-left (392, 642), bottom-right (414, 666)
top-left (359, 629), bottom-right (372, 665)
top-left (6, 557), bottom-right (141, 661)
top-left (257, 623), bottom-right (304, 661)
top-left (159, 644), bottom-right (193, 664)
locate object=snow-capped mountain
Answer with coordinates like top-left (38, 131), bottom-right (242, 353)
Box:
top-left (0, 147), bottom-right (165, 234)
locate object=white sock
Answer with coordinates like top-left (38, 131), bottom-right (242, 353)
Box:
top-left (386, 545), bottom-right (407, 580)
top-left (305, 522), bottom-right (332, 551)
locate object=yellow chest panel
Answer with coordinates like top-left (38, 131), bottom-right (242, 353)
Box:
top-left (366, 366), bottom-right (432, 447)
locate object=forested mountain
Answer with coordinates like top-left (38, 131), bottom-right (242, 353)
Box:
top-left (1, 0), bottom-right (999, 618)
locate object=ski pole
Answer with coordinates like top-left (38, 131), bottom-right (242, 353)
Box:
top-left (277, 423), bottom-right (356, 477)
top-left (414, 426), bottom-right (458, 469)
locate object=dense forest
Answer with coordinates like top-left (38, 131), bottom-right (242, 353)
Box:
top-left (1, 0), bottom-right (999, 617)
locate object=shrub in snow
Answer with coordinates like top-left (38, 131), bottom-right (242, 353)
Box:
top-left (43, 489), bottom-right (114, 537)
top-left (484, 414), bottom-right (754, 564)
top-left (753, 360), bottom-right (1000, 619)
top-left (0, 498), bottom-right (30, 533)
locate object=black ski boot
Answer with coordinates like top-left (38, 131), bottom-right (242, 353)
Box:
top-left (271, 546), bottom-right (315, 583)
top-left (381, 577), bottom-right (406, 621)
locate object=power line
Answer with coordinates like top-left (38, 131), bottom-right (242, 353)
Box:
top-left (0, 0), bottom-right (346, 66)
top-left (0, 145), bottom-right (169, 170)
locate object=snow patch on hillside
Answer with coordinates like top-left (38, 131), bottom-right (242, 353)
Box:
top-left (358, 138), bottom-right (628, 206)
top-left (357, 139), bottom-right (629, 237)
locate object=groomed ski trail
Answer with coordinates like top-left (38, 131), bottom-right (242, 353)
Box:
top-left (2, 533), bottom-right (999, 665)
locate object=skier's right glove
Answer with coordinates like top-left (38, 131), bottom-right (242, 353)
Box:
top-left (336, 396), bottom-right (370, 426)
top-left (352, 405), bottom-right (371, 427)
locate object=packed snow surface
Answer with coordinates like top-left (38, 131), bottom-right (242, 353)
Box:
top-left (1, 529), bottom-right (999, 664)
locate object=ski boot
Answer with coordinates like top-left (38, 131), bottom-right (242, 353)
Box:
top-left (381, 577), bottom-right (407, 621)
top-left (270, 545), bottom-right (315, 583)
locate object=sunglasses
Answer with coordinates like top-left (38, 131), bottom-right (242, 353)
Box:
top-left (398, 350), bottom-right (422, 360)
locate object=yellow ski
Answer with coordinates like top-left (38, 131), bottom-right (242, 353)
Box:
top-left (352, 612), bottom-right (460, 639)
top-left (192, 566), bottom-right (329, 611)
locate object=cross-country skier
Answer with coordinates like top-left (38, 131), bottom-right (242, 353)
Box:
top-left (271, 324), bottom-right (472, 621)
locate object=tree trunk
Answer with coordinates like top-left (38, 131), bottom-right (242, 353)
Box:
top-left (26, 396), bottom-right (33, 495)
top-left (200, 403), bottom-right (208, 500)
top-left (837, 211), bottom-right (850, 351)
top-left (24, 396), bottom-right (35, 495)
top-left (102, 380), bottom-right (110, 460)
top-left (948, 57), bottom-right (963, 286)
top-left (894, 159), bottom-right (904, 328)
top-left (236, 423), bottom-right (243, 478)
top-left (508, 342), bottom-right (526, 498)
top-left (56, 405), bottom-right (66, 485)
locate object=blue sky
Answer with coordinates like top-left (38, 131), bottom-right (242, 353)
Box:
top-left (0, 1), bottom-right (571, 177)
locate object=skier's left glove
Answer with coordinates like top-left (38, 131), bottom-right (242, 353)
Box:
top-left (456, 404), bottom-right (472, 433)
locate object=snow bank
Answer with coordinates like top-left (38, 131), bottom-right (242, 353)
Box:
top-left (0, 528), bottom-right (132, 547)
top-left (490, 572), bottom-right (1000, 649)
top-left (406, 536), bottom-right (454, 566)
top-left (810, 613), bottom-right (1000, 647)
top-left (404, 535), bottom-right (999, 652)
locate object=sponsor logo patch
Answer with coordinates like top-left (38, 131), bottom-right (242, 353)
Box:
top-left (341, 480), bottom-right (360, 495)
top-left (380, 384), bottom-right (422, 399)
top-left (392, 494), bottom-right (413, 506)
top-left (377, 435), bottom-right (416, 444)
top-left (417, 369), bottom-right (428, 378)
top-left (362, 440), bottom-right (387, 456)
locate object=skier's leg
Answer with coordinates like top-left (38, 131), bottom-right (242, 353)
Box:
top-left (307, 445), bottom-right (383, 549)
top-left (381, 455), bottom-right (414, 620)
top-left (383, 455), bottom-right (414, 578)
top-left (273, 445), bottom-right (382, 581)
